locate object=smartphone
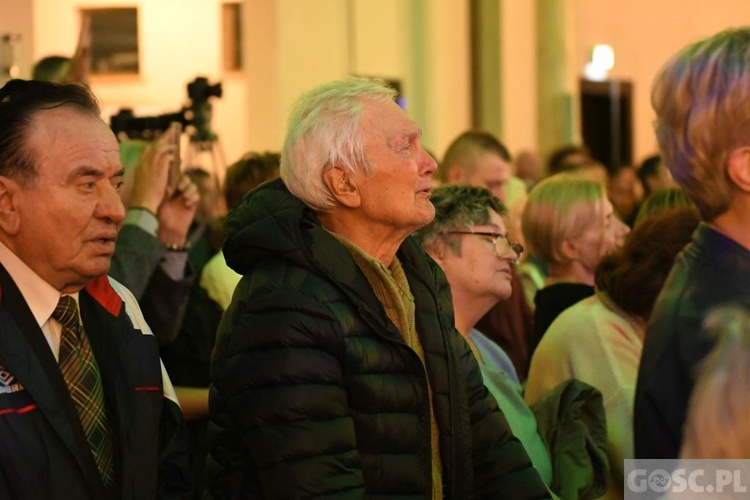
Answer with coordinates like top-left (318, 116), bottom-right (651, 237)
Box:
top-left (168, 122), bottom-right (182, 190)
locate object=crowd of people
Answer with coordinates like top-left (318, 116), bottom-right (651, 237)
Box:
top-left (0, 23), bottom-right (749, 500)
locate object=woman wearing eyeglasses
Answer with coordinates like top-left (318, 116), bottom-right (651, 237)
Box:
top-left (413, 185), bottom-right (554, 488)
top-left (522, 174), bottom-right (630, 352)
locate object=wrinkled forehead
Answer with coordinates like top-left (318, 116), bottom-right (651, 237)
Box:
top-left (26, 105), bottom-right (107, 140)
top-left (26, 106), bottom-right (119, 164)
top-left (360, 99), bottom-right (421, 140)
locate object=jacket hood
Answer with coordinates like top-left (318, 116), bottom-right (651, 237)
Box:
top-left (223, 178), bottom-right (313, 275)
top-left (223, 178), bottom-right (444, 309)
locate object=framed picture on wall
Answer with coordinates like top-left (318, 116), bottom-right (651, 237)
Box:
top-left (222, 2), bottom-right (243, 72)
top-left (83, 7), bottom-right (139, 75)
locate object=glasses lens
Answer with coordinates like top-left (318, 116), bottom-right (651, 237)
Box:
top-left (493, 235), bottom-right (506, 254)
top-left (494, 235), bottom-right (523, 258)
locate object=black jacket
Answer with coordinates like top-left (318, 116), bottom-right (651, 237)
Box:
top-left (634, 224), bottom-right (750, 458)
top-left (0, 269), bottom-right (192, 499)
top-left (207, 179), bottom-right (549, 499)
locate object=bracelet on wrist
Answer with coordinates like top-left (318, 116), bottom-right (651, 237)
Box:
top-left (164, 241), bottom-right (191, 252)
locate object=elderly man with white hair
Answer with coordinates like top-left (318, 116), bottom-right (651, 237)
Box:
top-left (206, 77), bottom-right (548, 498)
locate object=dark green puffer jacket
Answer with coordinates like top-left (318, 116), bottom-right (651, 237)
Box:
top-left (206, 178), bottom-right (549, 499)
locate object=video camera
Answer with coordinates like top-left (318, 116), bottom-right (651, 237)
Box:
top-left (110, 76), bottom-right (222, 142)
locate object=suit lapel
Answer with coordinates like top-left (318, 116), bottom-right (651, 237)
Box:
top-left (0, 263), bottom-right (107, 498)
top-left (79, 288), bottom-right (136, 457)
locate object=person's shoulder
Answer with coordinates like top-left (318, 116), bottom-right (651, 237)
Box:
top-left (399, 236), bottom-right (450, 290)
top-left (471, 329), bottom-right (521, 385)
top-left (537, 300), bottom-right (590, 353)
top-left (202, 250), bottom-right (240, 282)
top-left (651, 243), bottom-right (713, 336)
top-left (200, 250), bottom-right (241, 309)
top-left (686, 223), bottom-right (750, 274)
top-left (226, 257), bottom-right (350, 328)
top-left (536, 283), bottom-right (593, 309)
top-left (202, 249), bottom-right (227, 273)
top-left (106, 276), bottom-right (153, 336)
top-left (547, 295), bottom-right (599, 327)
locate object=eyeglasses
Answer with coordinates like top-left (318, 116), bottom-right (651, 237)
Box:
top-left (443, 231), bottom-right (524, 263)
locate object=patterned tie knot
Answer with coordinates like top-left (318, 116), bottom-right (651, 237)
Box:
top-left (53, 295), bottom-right (80, 334)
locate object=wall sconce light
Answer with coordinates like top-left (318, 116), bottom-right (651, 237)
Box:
top-left (584, 44), bottom-right (615, 81)
top-left (1, 34), bottom-right (22, 82)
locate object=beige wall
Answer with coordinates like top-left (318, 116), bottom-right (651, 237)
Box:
top-left (251, 0), bottom-right (406, 150)
top-left (500, 0), bottom-right (537, 154)
top-left (28, 0), bottom-right (249, 170)
top-left (7, 0), bottom-right (750, 171)
top-left (241, 0), bottom-right (472, 161)
top-left (0, 0), bottom-right (34, 82)
top-left (573, 0), bottom-right (750, 165)
top-left (421, 0), bottom-right (472, 159)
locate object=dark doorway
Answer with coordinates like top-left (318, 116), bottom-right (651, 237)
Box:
top-left (580, 79), bottom-right (633, 172)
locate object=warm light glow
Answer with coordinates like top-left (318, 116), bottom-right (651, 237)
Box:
top-left (584, 44), bottom-right (615, 81)
top-left (592, 44), bottom-right (615, 70)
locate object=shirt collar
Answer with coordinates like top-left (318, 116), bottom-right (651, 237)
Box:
top-left (0, 240), bottom-right (79, 327)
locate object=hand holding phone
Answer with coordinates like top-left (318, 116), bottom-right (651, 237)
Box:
top-left (168, 122), bottom-right (182, 190)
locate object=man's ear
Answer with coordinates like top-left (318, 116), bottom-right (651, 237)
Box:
top-left (0, 176), bottom-right (21, 235)
top-left (446, 165), bottom-right (466, 185)
top-left (726, 146), bottom-right (750, 193)
top-left (322, 166), bottom-right (361, 208)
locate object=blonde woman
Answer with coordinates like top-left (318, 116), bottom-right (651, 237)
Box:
top-left (522, 174), bottom-right (629, 349)
top-left (526, 207), bottom-right (699, 500)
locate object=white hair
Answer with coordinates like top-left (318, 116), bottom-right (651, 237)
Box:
top-left (280, 76), bottom-right (397, 212)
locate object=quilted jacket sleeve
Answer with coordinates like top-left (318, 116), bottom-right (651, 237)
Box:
top-left (206, 282), bottom-right (366, 499)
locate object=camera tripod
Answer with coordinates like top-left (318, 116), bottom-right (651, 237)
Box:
top-left (181, 90), bottom-right (227, 193)
top-left (183, 136), bottom-right (227, 186)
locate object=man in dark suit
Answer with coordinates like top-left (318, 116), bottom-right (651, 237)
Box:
top-left (0, 79), bottom-right (191, 498)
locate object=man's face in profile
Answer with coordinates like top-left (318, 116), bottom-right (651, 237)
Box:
top-left (8, 107), bottom-right (125, 292)
top-left (345, 99), bottom-right (437, 235)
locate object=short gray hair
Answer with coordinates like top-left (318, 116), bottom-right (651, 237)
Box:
top-left (652, 27), bottom-right (750, 221)
top-left (413, 184), bottom-right (507, 257)
top-left (280, 76), bottom-right (397, 212)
